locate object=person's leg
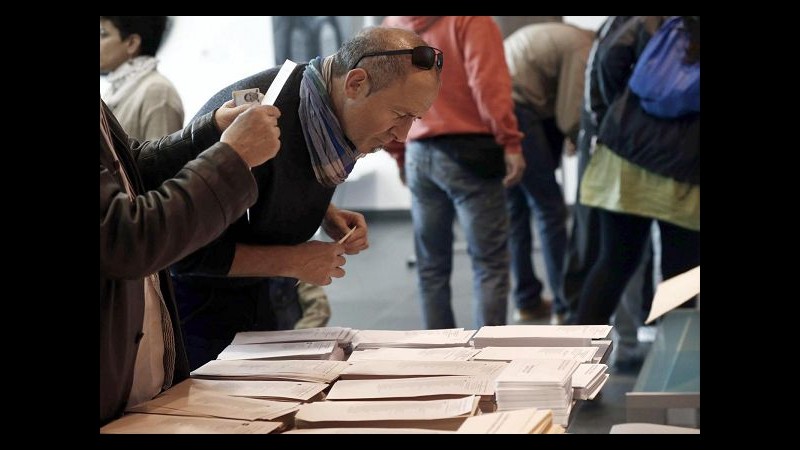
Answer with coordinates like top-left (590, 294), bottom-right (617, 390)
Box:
top-left (453, 175), bottom-right (510, 327)
top-left (435, 141), bottom-right (509, 328)
top-left (257, 277), bottom-right (303, 331)
top-left (406, 142), bottom-right (457, 329)
top-left (562, 130), bottom-right (599, 323)
top-left (506, 184), bottom-right (544, 311)
top-left (576, 210), bottom-right (652, 325)
top-left (657, 220), bottom-right (700, 308)
top-left (611, 237), bottom-right (651, 368)
top-left (516, 113), bottom-right (569, 318)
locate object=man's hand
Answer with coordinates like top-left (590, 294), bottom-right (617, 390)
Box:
top-left (502, 152), bottom-right (526, 187)
top-left (214, 99), bottom-right (253, 132)
top-left (220, 105), bottom-right (282, 168)
top-left (292, 241), bottom-right (347, 286)
top-left (322, 204), bottom-right (369, 254)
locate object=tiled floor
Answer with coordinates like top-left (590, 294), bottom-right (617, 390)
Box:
top-left (326, 212), bottom-right (639, 433)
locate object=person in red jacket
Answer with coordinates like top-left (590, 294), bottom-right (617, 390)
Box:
top-left (383, 16), bottom-right (525, 329)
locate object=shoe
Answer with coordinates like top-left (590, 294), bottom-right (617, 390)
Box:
top-left (513, 300), bottom-right (552, 322)
top-left (550, 312), bottom-right (567, 325)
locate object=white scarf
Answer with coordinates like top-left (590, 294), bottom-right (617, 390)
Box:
top-left (102, 56), bottom-right (159, 109)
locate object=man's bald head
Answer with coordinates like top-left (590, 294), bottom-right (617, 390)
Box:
top-left (332, 26), bottom-right (434, 95)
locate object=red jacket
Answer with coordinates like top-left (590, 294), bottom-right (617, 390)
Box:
top-left (383, 16), bottom-right (522, 162)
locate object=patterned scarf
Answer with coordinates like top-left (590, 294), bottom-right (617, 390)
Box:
top-left (299, 56), bottom-right (363, 188)
top-left (102, 56), bottom-right (159, 110)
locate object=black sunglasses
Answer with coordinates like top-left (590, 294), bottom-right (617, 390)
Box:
top-left (351, 46), bottom-right (444, 71)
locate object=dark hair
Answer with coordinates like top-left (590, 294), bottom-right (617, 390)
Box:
top-left (100, 16), bottom-right (170, 57)
top-left (681, 16), bottom-right (700, 64)
top-left (331, 26), bottom-right (429, 95)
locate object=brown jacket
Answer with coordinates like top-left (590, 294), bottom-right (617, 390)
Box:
top-left (99, 100), bottom-right (257, 425)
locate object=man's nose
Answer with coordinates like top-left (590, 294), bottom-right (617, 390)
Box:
top-left (391, 118), bottom-right (415, 142)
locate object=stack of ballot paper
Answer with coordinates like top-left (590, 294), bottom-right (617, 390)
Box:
top-left (494, 359), bottom-right (581, 426)
top-left (231, 327), bottom-right (356, 347)
top-left (293, 396), bottom-right (481, 431)
top-left (326, 375), bottom-right (495, 402)
top-left (352, 328), bottom-right (476, 349)
top-left (472, 346), bottom-right (599, 364)
top-left (101, 413), bottom-right (284, 434)
top-left (126, 381), bottom-right (300, 423)
top-left (473, 325), bottom-right (612, 348)
top-left (456, 408), bottom-right (561, 434)
top-left (339, 360), bottom-right (507, 380)
top-left (190, 359), bottom-right (348, 383)
top-left (348, 347), bottom-right (480, 362)
top-left (216, 341), bottom-right (345, 361)
top-left (179, 378), bottom-right (328, 402)
top-left (571, 364), bottom-right (609, 400)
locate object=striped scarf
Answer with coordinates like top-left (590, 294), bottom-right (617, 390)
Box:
top-left (299, 56), bottom-right (363, 187)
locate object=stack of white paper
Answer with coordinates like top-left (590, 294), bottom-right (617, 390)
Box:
top-left (348, 347), bottom-right (480, 362)
top-left (571, 363), bottom-right (609, 400)
top-left (127, 381), bottom-right (300, 422)
top-left (231, 327), bottom-right (356, 346)
top-left (591, 339), bottom-right (613, 363)
top-left (190, 359), bottom-right (348, 383)
top-left (472, 346), bottom-right (599, 363)
top-left (101, 413), bottom-right (284, 434)
top-left (216, 341), bottom-right (344, 361)
top-left (340, 360), bottom-right (507, 380)
top-left (456, 408), bottom-right (553, 434)
top-left (293, 396), bottom-right (480, 430)
top-left (326, 375), bottom-right (494, 401)
top-left (181, 378), bottom-right (328, 402)
top-left (352, 328), bottom-right (476, 349)
top-left (473, 325), bottom-right (612, 348)
top-left (494, 359), bottom-right (581, 426)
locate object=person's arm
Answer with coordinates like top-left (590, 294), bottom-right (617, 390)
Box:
top-left (228, 241), bottom-right (347, 286)
top-left (101, 101), bottom-right (281, 279)
top-left (596, 17), bottom-right (661, 108)
top-left (127, 100), bottom-right (250, 191)
top-left (555, 36), bottom-right (591, 142)
top-left (100, 144), bottom-right (258, 279)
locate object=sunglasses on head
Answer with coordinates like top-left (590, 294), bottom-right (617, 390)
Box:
top-left (351, 46), bottom-right (444, 71)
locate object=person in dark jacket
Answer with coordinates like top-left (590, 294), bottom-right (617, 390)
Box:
top-left (170, 26), bottom-right (442, 369)
top-left (575, 16), bottom-right (700, 325)
top-left (100, 97), bottom-right (281, 426)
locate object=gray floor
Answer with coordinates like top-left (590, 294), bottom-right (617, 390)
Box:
top-left (325, 212), bottom-right (639, 434)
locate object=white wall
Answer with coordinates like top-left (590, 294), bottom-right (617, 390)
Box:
top-left (564, 16), bottom-right (607, 31)
top-left (159, 16), bottom-right (275, 123)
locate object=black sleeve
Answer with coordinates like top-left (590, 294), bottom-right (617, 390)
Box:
top-left (170, 68), bottom-right (281, 277)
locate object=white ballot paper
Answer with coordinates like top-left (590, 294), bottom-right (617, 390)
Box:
top-left (646, 266), bottom-right (700, 324)
top-left (262, 59), bottom-right (298, 106)
top-left (246, 58), bottom-right (297, 224)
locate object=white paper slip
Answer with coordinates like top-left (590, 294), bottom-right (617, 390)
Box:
top-left (646, 265), bottom-right (699, 324)
top-left (262, 59), bottom-right (298, 106)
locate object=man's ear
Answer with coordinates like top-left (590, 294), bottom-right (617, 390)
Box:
top-left (344, 68), bottom-right (369, 99)
top-left (125, 34), bottom-right (142, 58)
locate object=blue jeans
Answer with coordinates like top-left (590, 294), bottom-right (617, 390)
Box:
top-left (506, 105), bottom-right (569, 315)
top-left (406, 138), bottom-right (510, 329)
